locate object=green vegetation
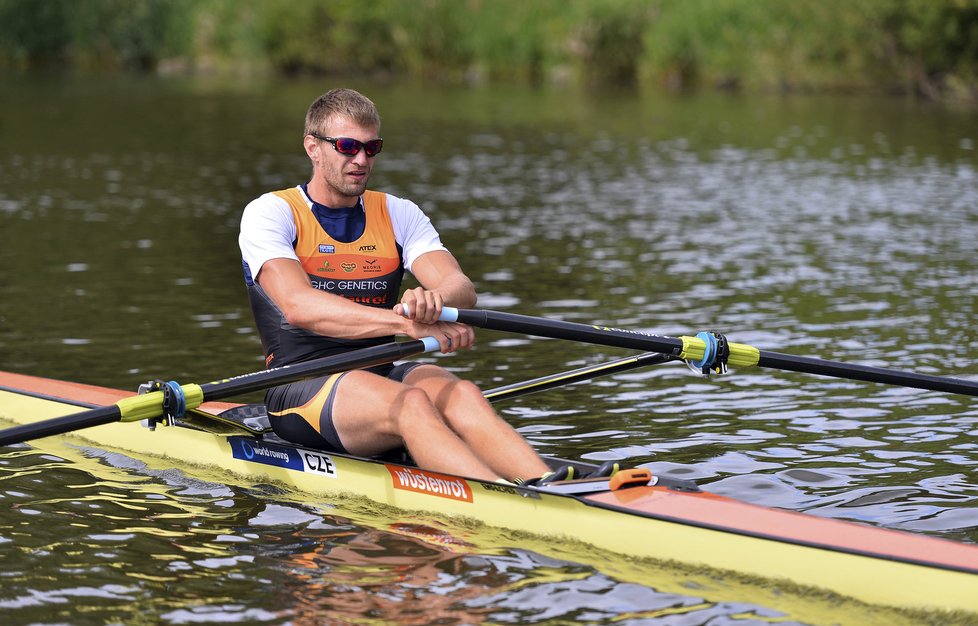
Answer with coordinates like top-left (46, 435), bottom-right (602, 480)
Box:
top-left (1, 0), bottom-right (976, 102)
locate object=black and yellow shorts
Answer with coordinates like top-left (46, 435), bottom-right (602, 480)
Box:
top-left (265, 362), bottom-right (422, 453)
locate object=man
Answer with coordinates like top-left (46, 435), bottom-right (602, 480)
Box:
top-left (239, 88), bottom-right (552, 484)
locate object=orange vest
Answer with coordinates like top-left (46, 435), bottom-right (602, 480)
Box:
top-left (247, 188), bottom-right (405, 367)
top-left (278, 187), bottom-right (403, 307)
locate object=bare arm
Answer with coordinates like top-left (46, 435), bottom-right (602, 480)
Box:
top-left (257, 257), bottom-right (468, 351)
top-left (395, 250), bottom-right (477, 324)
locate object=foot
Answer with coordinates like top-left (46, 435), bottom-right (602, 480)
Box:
top-left (516, 464), bottom-right (579, 486)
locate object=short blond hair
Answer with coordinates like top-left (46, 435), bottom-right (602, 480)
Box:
top-left (304, 88), bottom-right (381, 137)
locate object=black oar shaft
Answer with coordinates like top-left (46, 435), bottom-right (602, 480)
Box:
top-left (0, 405), bottom-right (122, 446)
top-left (452, 308), bottom-right (686, 355)
top-left (198, 339), bottom-right (432, 401)
top-left (0, 339), bottom-right (436, 447)
top-left (758, 351), bottom-right (978, 396)
top-left (446, 307), bottom-right (978, 398)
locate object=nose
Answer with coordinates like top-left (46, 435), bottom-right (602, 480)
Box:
top-left (351, 149), bottom-right (370, 166)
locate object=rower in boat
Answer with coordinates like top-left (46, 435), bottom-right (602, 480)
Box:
top-left (238, 88), bottom-right (558, 485)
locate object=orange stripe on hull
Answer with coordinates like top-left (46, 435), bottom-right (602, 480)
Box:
top-left (586, 485), bottom-right (978, 573)
top-left (0, 371), bottom-right (236, 415)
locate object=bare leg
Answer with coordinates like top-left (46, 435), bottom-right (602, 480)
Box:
top-left (403, 365), bottom-right (551, 481)
top-left (330, 370), bottom-right (502, 481)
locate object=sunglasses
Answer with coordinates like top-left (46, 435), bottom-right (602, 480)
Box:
top-left (311, 134), bottom-right (384, 157)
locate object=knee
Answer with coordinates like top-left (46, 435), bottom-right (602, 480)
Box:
top-left (395, 387), bottom-right (442, 428)
top-left (451, 379), bottom-right (486, 406)
top-left (443, 380), bottom-right (496, 429)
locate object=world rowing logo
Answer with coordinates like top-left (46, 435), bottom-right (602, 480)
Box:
top-left (230, 437), bottom-right (333, 476)
top-left (238, 439), bottom-right (291, 463)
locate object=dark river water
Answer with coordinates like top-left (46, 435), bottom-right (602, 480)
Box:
top-left (1, 73), bottom-right (977, 624)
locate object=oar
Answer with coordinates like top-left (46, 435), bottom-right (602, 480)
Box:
top-left (483, 352), bottom-right (675, 403)
top-left (439, 307), bottom-right (978, 397)
top-left (0, 338), bottom-right (440, 446)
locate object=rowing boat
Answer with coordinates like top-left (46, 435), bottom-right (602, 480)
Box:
top-left (2, 311), bottom-right (978, 620)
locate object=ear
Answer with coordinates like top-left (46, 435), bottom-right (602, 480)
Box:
top-left (303, 135), bottom-right (319, 159)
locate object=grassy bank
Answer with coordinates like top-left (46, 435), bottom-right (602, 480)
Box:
top-left (1, 0), bottom-right (976, 102)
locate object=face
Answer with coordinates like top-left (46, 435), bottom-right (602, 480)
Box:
top-left (306, 115), bottom-right (381, 206)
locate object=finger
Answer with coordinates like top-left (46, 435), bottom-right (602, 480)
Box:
top-left (427, 292), bottom-right (445, 322)
top-left (398, 288), bottom-right (424, 319)
top-left (455, 325), bottom-right (474, 348)
top-left (416, 290), bottom-right (442, 324)
top-left (406, 288), bottom-right (428, 320)
top-left (440, 323), bottom-right (473, 351)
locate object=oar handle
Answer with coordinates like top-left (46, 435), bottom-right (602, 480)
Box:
top-left (439, 306), bottom-right (460, 322)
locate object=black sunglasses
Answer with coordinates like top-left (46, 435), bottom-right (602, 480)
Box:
top-left (311, 134), bottom-right (384, 157)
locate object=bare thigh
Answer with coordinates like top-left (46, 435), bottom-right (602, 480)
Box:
top-left (330, 369), bottom-right (427, 457)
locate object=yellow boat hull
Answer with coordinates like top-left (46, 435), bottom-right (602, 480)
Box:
top-left (2, 370), bottom-right (977, 620)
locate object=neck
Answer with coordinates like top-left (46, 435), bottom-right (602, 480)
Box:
top-left (305, 178), bottom-right (359, 209)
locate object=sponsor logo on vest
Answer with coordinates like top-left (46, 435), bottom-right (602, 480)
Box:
top-left (386, 465), bottom-right (473, 502)
top-left (316, 260), bottom-right (334, 273)
top-left (341, 262), bottom-right (357, 273)
top-left (347, 295), bottom-right (389, 305)
top-left (337, 279), bottom-right (388, 290)
top-left (319, 244), bottom-right (335, 254)
top-left (358, 244), bottom-right (377, 251)
top-left (310, 279), bottom-right (389, 292)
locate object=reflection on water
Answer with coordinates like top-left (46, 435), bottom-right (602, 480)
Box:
top-left (1, 74), bottom-right (977, 621)
top-left (0, 445), bottom-right (945, 625)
